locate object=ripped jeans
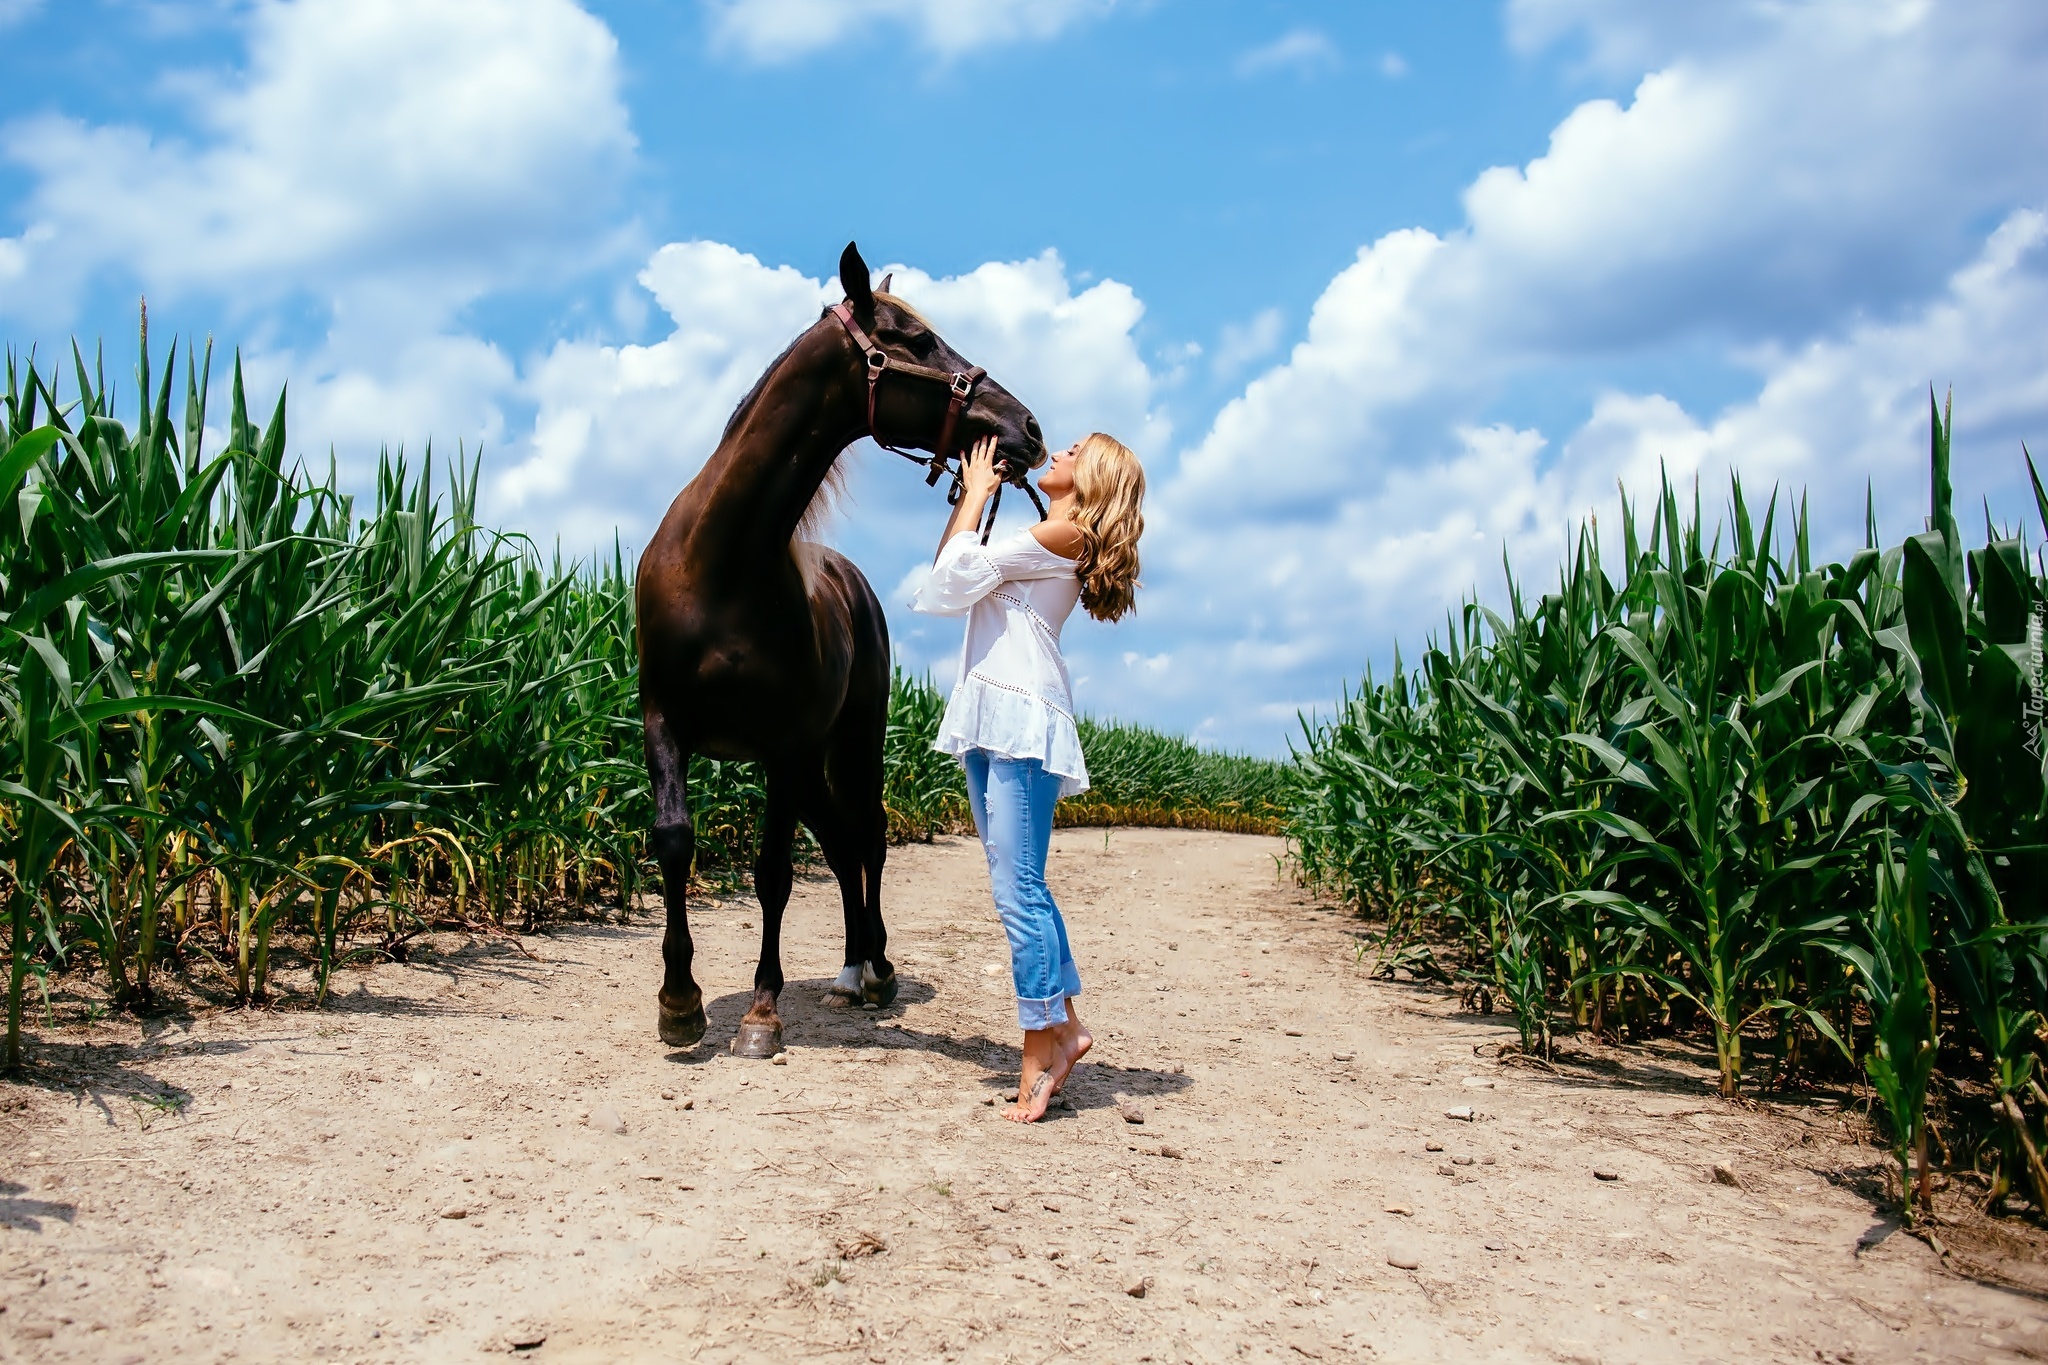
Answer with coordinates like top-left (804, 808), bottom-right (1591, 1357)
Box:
top-left (962, 749), bottom-right (1082, 1030)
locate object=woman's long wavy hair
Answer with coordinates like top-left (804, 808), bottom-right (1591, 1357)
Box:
top-left (1070, 433), bottom-right (1145, 623)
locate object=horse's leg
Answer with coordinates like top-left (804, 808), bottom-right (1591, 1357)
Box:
top-left (822, 556), bottom-right (895, 1005)
top-left (852, 762), bottom-right (894, 1008)
top-left (817, 783), bottom-right (867, 1008)
top-left (821, 723), bottom-right (895, 1008)
top-left (646, 705), bottom-right (705, 1048)
top-left (805, 771), bottom-right (884, 1009)
top-left (733, 763), bottom-right (800, 1058)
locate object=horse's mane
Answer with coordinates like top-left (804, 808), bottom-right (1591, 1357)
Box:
top-left (716, 315), bottom-right (841, 592)
top-left (795, 456), bottom-right (847, 546)
top-left (725, 297), bottom-right (930, 588)
top-left (873, 290), bottom-right (929, 327)
top-left (720, 330), bottom-right (807, 446)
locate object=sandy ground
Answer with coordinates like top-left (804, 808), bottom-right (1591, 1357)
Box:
top-left (1, 828), bottom-right (2038, 1364)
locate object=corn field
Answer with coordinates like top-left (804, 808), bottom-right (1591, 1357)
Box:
top-left (882, 690), bottom-right (1294, 837)
top-left (0, 327), bottom-right (1289, 1072)
top-left (1059, 717), bottom-right (1291, 834)
top-left (1286, 396), bottom-right (2046, 1220)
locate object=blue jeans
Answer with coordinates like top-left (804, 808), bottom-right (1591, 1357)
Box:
top-left (962, 749), bottom-right (1082, 1030)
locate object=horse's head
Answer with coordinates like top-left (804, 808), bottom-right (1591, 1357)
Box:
top-left (837, 242), bottom-right (1048, 480)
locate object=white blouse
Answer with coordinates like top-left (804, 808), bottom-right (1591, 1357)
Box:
top-left (911, 528), bottom-right (1090, 797)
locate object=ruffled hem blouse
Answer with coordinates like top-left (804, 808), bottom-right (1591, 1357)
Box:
top-left (910, 528), bottom-right (1090, 798)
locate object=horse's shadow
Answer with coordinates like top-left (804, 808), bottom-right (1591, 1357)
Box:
top-left (661, 973), bottom-right (937, 1069)
top-left (665, 974), bottom-right (1195, 1119)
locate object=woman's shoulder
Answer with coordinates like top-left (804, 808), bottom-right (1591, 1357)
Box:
top-left (1027, 520), bottom-right (1084, 561)
top-left (982, 524), bottom-right (1078, 574)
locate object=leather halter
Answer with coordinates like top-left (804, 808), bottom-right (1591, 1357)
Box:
top-left (829, 300), bottom-right (1046, 543)
top-left (830, 300), bottom-right (983, 485)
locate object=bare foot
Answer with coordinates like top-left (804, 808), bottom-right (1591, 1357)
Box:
top-left (1009, 1066), bottom-right (1058, 1123)
top-left (1009, 1013), bottom-right (1093, 1122)
top-left (1048, 1007), bottom-right (1092, 1097)
top-left (1009, 1029), bottom-right (1059, 1123)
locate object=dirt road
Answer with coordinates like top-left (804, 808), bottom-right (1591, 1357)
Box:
top-left (0, 829), bottom-right (2032, 1362)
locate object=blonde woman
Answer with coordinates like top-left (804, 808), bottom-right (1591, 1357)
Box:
top-left (913, 431), bottom-right (1146, 1123)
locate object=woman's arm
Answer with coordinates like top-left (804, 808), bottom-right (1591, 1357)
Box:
top-left (933, 435), bottom-right (1005, 562)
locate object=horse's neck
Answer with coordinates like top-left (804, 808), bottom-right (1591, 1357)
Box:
top-left (688, 324), bottom-right (861, 558)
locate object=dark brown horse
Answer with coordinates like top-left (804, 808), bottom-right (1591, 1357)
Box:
top-left (637, 242), bottom-right (1047, 1057)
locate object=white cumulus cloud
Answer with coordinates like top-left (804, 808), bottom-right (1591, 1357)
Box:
top-left (1554, 210), bottom-right (2048, 542)
top-left (705, 0), bottom-right (1114, 63)
top-left (1173, 0), bottom-right (2048, 520)
top-left (1211, 307), bottom-right (1283, 379)
top-left (1235, 28), bottom-right (1340, 79)
top-left (0, 0), bottom-right (633, 324)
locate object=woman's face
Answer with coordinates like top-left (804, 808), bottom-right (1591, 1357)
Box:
top-left (1038, 442), bottom-right (1080, 498)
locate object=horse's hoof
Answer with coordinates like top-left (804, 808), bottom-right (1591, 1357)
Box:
top-left (860, 962), bottom-right (898, 1008)
top-left (731, 1020), bottom-right (784, 1059)
top-left (819, 988), bottom-right (860, 1009)
top-left (658, 1001), bottom-right (707, 1048)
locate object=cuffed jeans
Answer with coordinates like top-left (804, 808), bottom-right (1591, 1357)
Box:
top-left (963, 749), bottom-right (1082, 1030)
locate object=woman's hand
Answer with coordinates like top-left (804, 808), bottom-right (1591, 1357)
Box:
top-left (960, 435), bottom-right (1003, 503)
top-left (935, 435), bottom-right (1005, 559)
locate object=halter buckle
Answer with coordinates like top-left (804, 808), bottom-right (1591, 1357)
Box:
top-left (949, 371), bottom-right (975, 399)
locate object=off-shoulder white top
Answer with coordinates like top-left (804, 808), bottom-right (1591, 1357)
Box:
top-left (910, 528), bottom-right (1090, 797)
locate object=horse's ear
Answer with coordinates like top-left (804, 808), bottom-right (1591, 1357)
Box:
top-left (877, 272), bottom-right (893, 295)
top-left (839, 242), bottom-right (874, 320)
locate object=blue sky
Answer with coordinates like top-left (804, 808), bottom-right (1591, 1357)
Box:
top-left (3, 1), bottom-right (2045, 752)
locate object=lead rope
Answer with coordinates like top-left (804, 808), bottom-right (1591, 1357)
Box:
top-left (978, 467), bottom-right (1050, 544)
top-left (976, 478), bottom-right (1050, 544)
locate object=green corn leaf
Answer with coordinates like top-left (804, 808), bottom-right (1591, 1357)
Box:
top-left (1550, 889), bottom-right (1710, 978)
top-left (1604, 625), bottom-right (1687, 721)
top-left (2026, 443), bottom-right (2048, 539)
top-left (0, 425), bottom-right (61, 498)
top-left (1560, 732), bottom-right (1657, 790)
top-left (1529, 805), bottom-right (1659, 844)
top-left (0, 779), bottom-right (87, 842)
top-left (1637, 724), bottom-right (1692, 800)
top-left (1832, 685), bottom-right (1880, 741)
top-left (1814, 937), bottom-right (1878, 981)
top-left (197, 718), bottom-right (230, 760)
top-left (1753, 658), bottom-right (1826, 710)
top-left (20, 632), bottom-right (74, 707)
top-left (5, 548), bottom-right (235, 634)
top-left (1973, 538), bottom-right (2031, 644)
top-left (46, 693), bottom-right (278, 742)
top-left (1901, 531), bottom-right (1966, 725)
